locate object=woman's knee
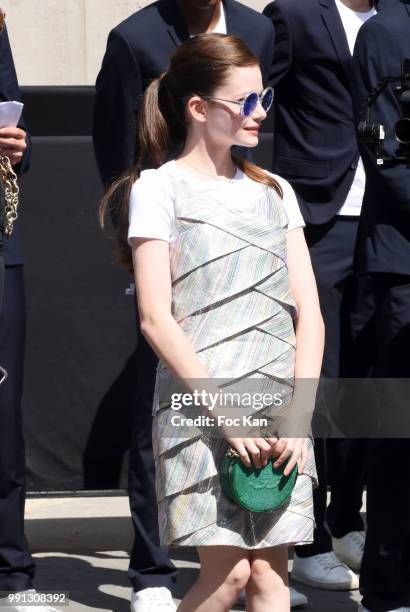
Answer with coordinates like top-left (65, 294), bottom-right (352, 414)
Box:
top-left (224, 558), bottom-right (252, 593)
top-left (198, 548), bottom-right (251, 595)
top-left (249, 557), bottom-right (287, 589)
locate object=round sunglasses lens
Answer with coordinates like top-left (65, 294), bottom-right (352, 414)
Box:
top-left (243, 93), bottom-right (258, 116)
top-left (261, 88), bottom-right (274, 112)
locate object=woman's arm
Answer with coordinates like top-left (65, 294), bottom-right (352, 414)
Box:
top-left (131, 237), bottom-right (211, 380)
top-left (288, 227), bottom-right (324, 381)
top-left (272, 227), bottom-right (325, 475)
top-left (131, 236), bottom-right (274, 468)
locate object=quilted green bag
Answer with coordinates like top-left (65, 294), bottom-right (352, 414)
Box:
top-left (220, 447), bottom-right (298, 513)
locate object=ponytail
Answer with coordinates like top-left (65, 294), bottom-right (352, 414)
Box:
top-left (99, 73), bottom-right (185, 272)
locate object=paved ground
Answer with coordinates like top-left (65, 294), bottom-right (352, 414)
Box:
top-left (16, 496), bottom-right (363, 612)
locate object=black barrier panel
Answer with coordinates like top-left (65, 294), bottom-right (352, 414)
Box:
top-left (21, 87), bottom-right (96, 137)
top-left (19, 136), bottom-right (137, 491)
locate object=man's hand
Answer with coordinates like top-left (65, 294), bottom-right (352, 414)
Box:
top-left (0, 126), bottom-right (26, 166)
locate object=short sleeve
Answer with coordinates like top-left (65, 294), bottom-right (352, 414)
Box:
top-left (128, 169), bottom-right (175, 244)
top-left (277, 176), bottom-right (305, 232)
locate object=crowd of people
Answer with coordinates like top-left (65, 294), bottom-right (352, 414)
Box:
top-left (1, 1), bottom-right (409, 611)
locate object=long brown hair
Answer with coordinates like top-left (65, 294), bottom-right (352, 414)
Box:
top-left (0, 10), bottom-right (5, 33)
top-left (100, 33), bottom-right (282, 272)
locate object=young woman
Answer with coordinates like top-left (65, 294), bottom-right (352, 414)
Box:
top-left (102, 33), bottom-right (324, 612)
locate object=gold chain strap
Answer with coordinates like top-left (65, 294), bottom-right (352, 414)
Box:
top-left (0, 154), bottom-right (19, 238)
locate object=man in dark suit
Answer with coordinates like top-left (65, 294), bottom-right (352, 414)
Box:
top-left (0, 16), bottom-right (58, 612)
top-left (93, 2), bottom-right (294, 611)
top-left (263, 0), bottom-right (377, 591)
top-left (352, 1), bottom-right (410, 610)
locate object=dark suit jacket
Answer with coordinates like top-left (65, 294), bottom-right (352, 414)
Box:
top-left (93, 0), bottom-right (275, 189)
top-left (351, 0), bottom-right (410, 275)
top-left (263, 0), bottom-right (362, 225)
top-left (0, 25), bottom-right (31, 266)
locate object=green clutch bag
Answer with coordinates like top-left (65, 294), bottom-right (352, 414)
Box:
top-left (220, 447), bottom-right (298, 513)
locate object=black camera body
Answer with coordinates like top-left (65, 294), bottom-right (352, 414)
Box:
top-left (357, 58), bottom-right (410, 166)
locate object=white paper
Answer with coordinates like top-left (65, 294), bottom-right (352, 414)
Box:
top-left (0, 101), bottom-right (24, 128)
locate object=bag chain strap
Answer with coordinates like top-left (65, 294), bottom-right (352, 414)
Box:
top-left (226, 447), bottom-right (240, 458)
top-left (0, 154), bottom-right (19, 238)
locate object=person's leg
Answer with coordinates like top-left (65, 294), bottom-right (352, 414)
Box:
top-left (360, 274), bottom-right (410, 611)
top-left (128, 329), bottom-right (177, 592)
top-left (326, 272), bottom-right (374, 538)
top-left (326, 438), bottom-right (365, 539)
top-left (361, 439), bottom-right (410, 612)
top-left (177, 546), bottom-right (251, 612)
top-left (246, 545), bottom-right (290, 612)
top-left (296, 220), bottom-right (342, 558)
top-left (0, 238), bottom-right (4, 310)
top-left (293, 437), bottom-right (331, 557)
top-left (0, 265), bottom-right (35, 592)
top-left (301, 219), bottom-right (367, 550)
top-left (0, 205), bottom-right (3, 309)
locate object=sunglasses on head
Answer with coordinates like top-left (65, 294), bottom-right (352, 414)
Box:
top-left (201, 86), bottom-right (274, 117)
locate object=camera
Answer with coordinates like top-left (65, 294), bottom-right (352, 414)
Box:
top-left (357, 58), bottom-right (410, 166)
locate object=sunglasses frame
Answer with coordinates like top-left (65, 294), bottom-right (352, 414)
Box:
top-left (201, 86), bottom-right (274, 117)
top-left (0, 366), bottom-right (7, 386)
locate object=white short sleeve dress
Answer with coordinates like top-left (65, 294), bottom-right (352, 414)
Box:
top-left (128, 160), bottom-right (317, 549)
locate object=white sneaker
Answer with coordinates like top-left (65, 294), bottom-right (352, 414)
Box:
top-left (0, 590), bottom-right (60, 612)
top-left (289, 587), bottom-right (308, 608)
top-left (237, 586), bottom-right (308, 607)
top-left (359, 606), bottom-right (410, 611)
top-left (333, 530), bottom-right (365, 571)
top-left (130, 587), bottom-right (176, 611)
top-left (291, 551), bottom-right (359, 590)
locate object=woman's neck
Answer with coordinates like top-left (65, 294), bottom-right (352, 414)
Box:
top-left (178, 139), bottom-right (237, 180)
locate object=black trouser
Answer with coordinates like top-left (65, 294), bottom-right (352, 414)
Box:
top-left (0, 265), bottom-right (35, 592)
top-left (128, 329), bottom-right (178, 592)
top-left (0, 220), bottom-right (3, 309)
top-left (360, 274), bottom-right (410, 612)
top-left (296, 217), bottom-right (372, 558)
top-left (0, 258), bottom-right (3, 314)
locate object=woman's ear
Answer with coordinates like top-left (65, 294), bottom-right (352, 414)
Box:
top-left (186, 95), bottom-right (207, 123)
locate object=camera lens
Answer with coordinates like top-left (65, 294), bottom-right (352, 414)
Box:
top-left (395, 117), bottom-right (410, 145)
top-left (357, 121), bottom-right (384, 144)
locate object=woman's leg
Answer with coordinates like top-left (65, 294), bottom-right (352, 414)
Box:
top-left (246, 545), bottom-right (290, 612)
top-left (177, 545), bottom-right (251, 612)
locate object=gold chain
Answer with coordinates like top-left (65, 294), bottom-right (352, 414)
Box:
top-left (0, 154), bottom-right (19, 238)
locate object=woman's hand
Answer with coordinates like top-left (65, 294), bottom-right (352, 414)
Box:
top-left (225, 436), bottom-right (278, 469)
top-left (268, 437), bottom-right (309, 476)
top-left (0, 126), bottom-right (27, 166)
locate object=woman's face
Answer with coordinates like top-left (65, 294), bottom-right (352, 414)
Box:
top-left (196, 65), bottom-right (268, 150)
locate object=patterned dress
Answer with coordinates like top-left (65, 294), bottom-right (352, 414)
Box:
top-left (129, 161), bottom-right (317, 549)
